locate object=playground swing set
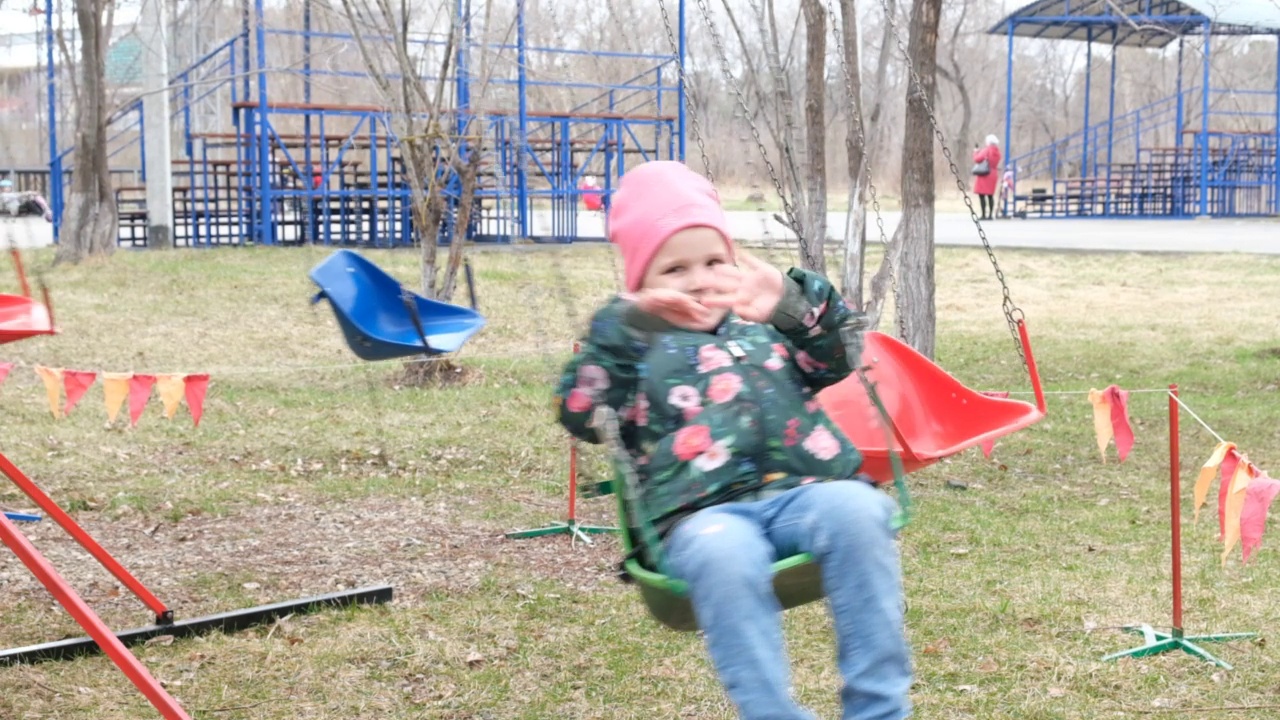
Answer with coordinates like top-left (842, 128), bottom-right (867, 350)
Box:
top-left (0, 230), bottom-right (392, 720)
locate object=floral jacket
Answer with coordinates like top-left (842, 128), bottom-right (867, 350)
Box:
top-left (555, 268), bottom-right (869, 533)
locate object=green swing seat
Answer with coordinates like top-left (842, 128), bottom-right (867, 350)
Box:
top-left (600, 330), bottom-right (1045, 632)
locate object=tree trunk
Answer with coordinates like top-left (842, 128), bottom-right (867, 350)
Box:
top-left (56, 0), bottom-right (117, 265)
top-left (798, 0), bottom-right (826, 274)
top-left (836, 0), bottom-right (867, 307)
top-left (892, 0), bottom-right (943, 359)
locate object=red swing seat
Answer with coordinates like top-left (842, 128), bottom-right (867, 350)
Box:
top-left (817, 326), bottom-right (1046, 483)
top-left (0, 249), bottom-right (55, 345)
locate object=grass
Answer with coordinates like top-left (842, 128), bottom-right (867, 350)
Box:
top-left (0, 240), bottom-right (1278, 719)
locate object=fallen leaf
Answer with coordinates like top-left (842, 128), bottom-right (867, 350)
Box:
top-left (923, 638), bottom-right (950, 654)
top-left (145, 635), bottom-right (175, 647)
top-left (242, 582), bottom-right (261, 590)
top-left (1048, 687), bottom-right (1066, 698)
top-left (949, 547), bottom-right (970, 556)
top-left (465, 651), bottom-right (485, 668)
top-left (978, 658), bottom-right (999, 673)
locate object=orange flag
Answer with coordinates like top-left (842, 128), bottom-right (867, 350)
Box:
top-left (184, 373), bottom-right (210, 427)
top-left (1221, 458), bottom-right (1254, 566)
top-left (0, 362), bottom-right (12, 387)
top-left (1193, 441), bottom-right (1236, 523)
top-left (128, 374), bottom-right (157, 426)
top-left (1241, 470), bottom-right (1280, 563)
top-left (156, 373), bottom-right (186, 419)
top-left (102, 372), bottom-right (131, 423)
top-left (34, 365), bottom-right (63, 418)
top-left (62, 370), bottom-right (97, 416)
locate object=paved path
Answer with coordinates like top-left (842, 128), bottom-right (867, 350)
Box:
top-left (6, 211), bottom-right (1277, 255)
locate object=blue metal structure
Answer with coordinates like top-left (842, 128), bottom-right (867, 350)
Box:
top-left (44, 0), bottom-right (689, 246)
top-left (992, 1), bottom-right (1280, 218)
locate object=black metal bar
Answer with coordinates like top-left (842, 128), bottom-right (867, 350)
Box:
top-left (0, 585), bottom-right (393, 665)
top-left (464, 258), bottom-right (479, 311)
top-left (401, 289), bottom-right (436, 355)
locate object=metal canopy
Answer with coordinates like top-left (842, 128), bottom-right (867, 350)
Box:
top-left (991, 0), bottom-right (1280, 48)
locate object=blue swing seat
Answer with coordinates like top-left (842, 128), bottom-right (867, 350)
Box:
top-left (309, 250), bottom-right (486, 360)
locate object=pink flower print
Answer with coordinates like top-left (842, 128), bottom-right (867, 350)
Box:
top-left (794, 350), bottom-right (828, 374)
top-left (805, 400), bottom-right (822, 414)
top-left (783, 418), bottom-right (801, 447)
top-left (802, 301), bottom-right (828, 329)
top-left (697, 344), bottom-right (734, 373)
top-left (763, 355), bottom-right (785, 371)
top-left (576, 364), bottom-right (610, 393)
top-left (706, 372), bottom-right (744, 404)
top-left (772, 343), bottom-right (791, 359)
top-left (667, 385), bottom-right (702, 409)
top-left (692, 439), bottom-right (733, 472)
top-left (565, 388), bottom-right (593, 413)
top-left (802, 425), bottom-right (842, 461)
top-left (683, 406), bottom-right (704, 421)
top-left (673, 425), bottom-right (713, 461)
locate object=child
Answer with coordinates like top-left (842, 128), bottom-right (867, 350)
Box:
top-left (555, 161), bottom-right (912, 720)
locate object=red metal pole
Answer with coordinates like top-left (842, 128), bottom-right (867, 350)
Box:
top-left (567, 340), bottom-right (580, 523)
top-left (1169, 384), bottom-right (1184, 634)
top-left (0, 514), bottom-right (192, 719)
top-left (11, 248), bottom-right (32, 298)
top-left (0, 452), bottom-right (171, 622)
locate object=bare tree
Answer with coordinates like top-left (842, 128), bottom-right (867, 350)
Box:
top-left (335, 0), bottom-right (486, 301)
top-left (56, 0), bottom-right (118, 264)
top-left (937, 0), bottom-right (973, 153)
top-left (797, 0), bottom-right (827, 274)
top-left (877, 0), bottom-right (943, 358)
top-left (833, 0), bottom-right (869, 308)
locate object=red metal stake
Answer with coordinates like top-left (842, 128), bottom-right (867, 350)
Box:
top-left (1169, 384), bottom-right (1183, 633)
top-left (0, 452), bottom-right (172, 623)
top-left (0, 514), bottom-right (191, 719)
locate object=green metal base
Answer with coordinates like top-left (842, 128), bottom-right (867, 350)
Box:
top-left (1102, 624), bottom-right (1257, 670)
top-left (505, 520), bottom-right (616, 545)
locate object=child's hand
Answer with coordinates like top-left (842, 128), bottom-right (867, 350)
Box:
top-left (724, 251), bottom-right (786, 323)
top-left (626, 288), bottom-right (733, 332)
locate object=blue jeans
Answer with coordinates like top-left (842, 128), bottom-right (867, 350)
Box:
top-left (664, 480), bottom-right (912, 720)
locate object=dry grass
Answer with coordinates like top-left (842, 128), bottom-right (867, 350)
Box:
top-left (1, 240), bottom-right (1278, 719)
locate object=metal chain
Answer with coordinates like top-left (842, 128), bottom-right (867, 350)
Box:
top-left (822, 0), bottom-right (904, 340)
top-left (657, 0), bottom-right (714, 179)
top-left (691, 0), bottom-right (814, 272)
top-left (873, 0), bottom-right (1026, 365)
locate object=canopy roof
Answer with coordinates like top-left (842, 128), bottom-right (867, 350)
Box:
top-left (990, 0), bottom-right (1280, 48)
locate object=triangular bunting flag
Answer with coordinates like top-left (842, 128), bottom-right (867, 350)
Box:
top-left (1193, 441), bottom-right (1236, 522)
top-left (978, 391), bottom-right (1010, 458)
top-left (0, 362), bottom-right (12, 387)
top-left (62, 370), bottom-right (98, 416)
top-left (184, 373), bottom-right (210, 427)
top-left (156, 373), bottom-right (186, 419)
top-left (1088, 389), bottom-right (1113, 462)
top-left (128, 374), bottom-right (157, 427)
top-left (1218, 449), bottom-right (1242, 540)
top-left (103, 373), bottom-right (131, 423)
top-left (34, 365), bottom-right (63, 419)
top-left (1241, 470), bottom-right (1280, 563)
top-left (1221, 458), bottom-right (1254, 566)
top-left (1103, 385), bottom-right (1134, 462)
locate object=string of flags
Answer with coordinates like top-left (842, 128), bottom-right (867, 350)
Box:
top-left (1072, 384), bottom-right (1276, 566)
top-left (0, 363), bottom-right (209, 427)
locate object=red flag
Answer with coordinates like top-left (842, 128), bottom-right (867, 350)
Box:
top-left (979, 391), bottom-right (1010, 458)
top-left (0, 362), bottom-right (12, 387)
top-left (1241, 470), bottom-right (1280, 563)
top-left (62, 370), bottom-right (98, 415)
top-left (184, 373), bottom-right (210, 427)
top-left (128, 374), bottom-right (157, 426)
top-left (1218, 449), bottom-right (1242, 540)
top-left (1103, 385), bottom-right (1134, 462)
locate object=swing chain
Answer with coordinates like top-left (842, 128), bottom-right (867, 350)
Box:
top-left (657, 0), bottom-right (715, 179)
top-left (873, 0), bottom-right (1026, 365)
top-left (822, 0), bottom-right (904, 341)
top-left (691, 0), bottom-right (815, 273)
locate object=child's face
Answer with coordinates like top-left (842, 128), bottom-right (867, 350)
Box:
top-left (640, 227), bottom-right (734, 313)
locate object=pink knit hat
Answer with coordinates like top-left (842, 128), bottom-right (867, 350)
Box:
top-left (607, 161), bottom-right (733, 291)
